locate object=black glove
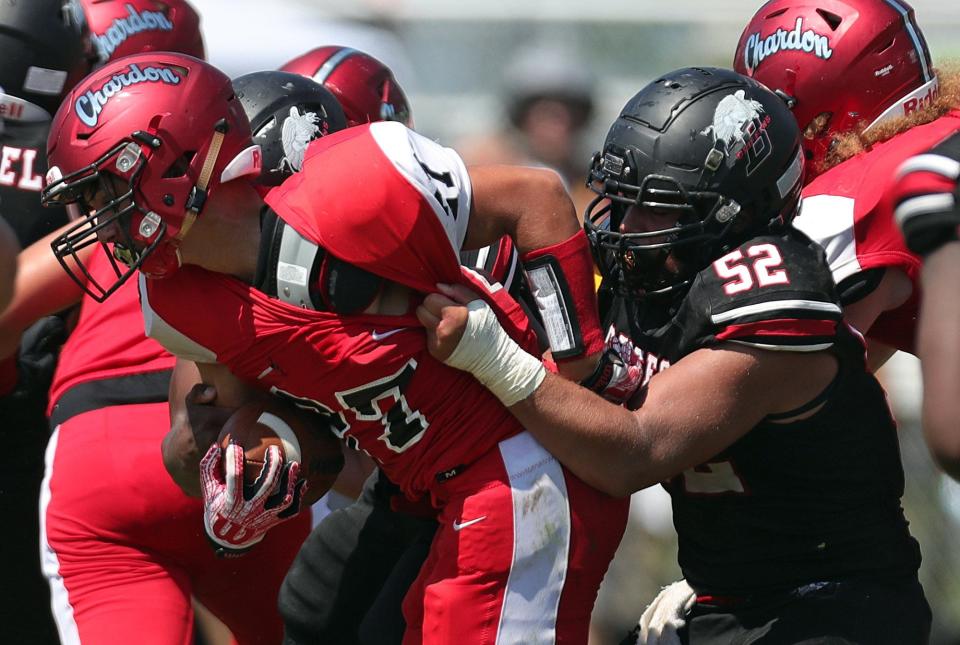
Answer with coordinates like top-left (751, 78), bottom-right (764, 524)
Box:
top-left (16, 315), bottom-right (68, 397)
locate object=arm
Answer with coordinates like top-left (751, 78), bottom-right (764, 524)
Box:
top-left (162, 358), bottom-right (270, 496)
top-left (465, 165), bottom-right (601, 382)
top-left (916, 242), bottom-right (960, 480)
top-left (841, 267), bottom-right (912, 371)
top-left (0, 222), bottom-right (87, 359)
top-left (0, 218), bottom-right (19, 314)
top-left (419, 286), bottom-right (837, 497)
top-left (463, 165), bottom-right (580, 253)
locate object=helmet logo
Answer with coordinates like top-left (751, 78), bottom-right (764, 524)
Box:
top-left (701, 90), bottom-right (773, 176)
top-left (279, 107), bottom-right (322, 173)
top-left (75, 63), bottom-right (182, 128)
top-left (91, 4), bottom-right (175, 63)
top-left (743, 18), bottom-right (833, 74)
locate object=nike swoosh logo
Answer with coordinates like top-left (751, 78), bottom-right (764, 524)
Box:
top-left (452, 516), bottom-right (487, 531)
top-left (371, 328), bottom-right (405, 342)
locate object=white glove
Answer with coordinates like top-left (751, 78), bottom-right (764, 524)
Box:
top-left (633, 579), bottom-right (696, 645)
top-left (200, 443), bottom-right (305, 556)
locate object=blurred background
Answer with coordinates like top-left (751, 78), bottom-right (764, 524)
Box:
top-left (188, 1), bottom-right (960, 642)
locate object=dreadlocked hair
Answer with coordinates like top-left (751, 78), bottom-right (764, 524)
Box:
top-left (820, 64), bottom-right (960, 173)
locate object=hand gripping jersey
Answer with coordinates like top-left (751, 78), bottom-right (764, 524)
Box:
top-left (141, 122), bottom-right (537, 498)
top-left (793, 109), bottom-right (960, 353)
top-left (605, 228), bottom-right (920, 595)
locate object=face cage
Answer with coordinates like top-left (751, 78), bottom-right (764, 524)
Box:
top-left (44, 139), bottom-right (165, 303)
top-left (584, 167), bottom-right (739, 299)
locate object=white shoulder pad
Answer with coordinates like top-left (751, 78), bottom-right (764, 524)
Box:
top-left (793, 195), bottom-right (862, 283)
top-left (139, 275), bottom-right (217, 363)
top-left (368, 121), bottom-right (472, 253)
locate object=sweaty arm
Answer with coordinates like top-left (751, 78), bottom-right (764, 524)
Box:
top-left (0, 222), bottom-right (86, 359)
top-left (418, 286), bottom-right (837, 497)
top-left (162, 358), bottom-right (270, 496)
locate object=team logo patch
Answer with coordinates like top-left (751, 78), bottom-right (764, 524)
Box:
top-left (701, 90), bottom-right (773, 175)
top-left (743, 18), bottom-right (833, 74)
top-left (91, 3), bottom-right (175, 62)
top-left (75, 64), bottom-right (182, 128)
top-left (279, 107), bottom-right (326, 173)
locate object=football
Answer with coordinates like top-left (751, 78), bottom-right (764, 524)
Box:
top-left (217, 398), bottom-right (345, 505)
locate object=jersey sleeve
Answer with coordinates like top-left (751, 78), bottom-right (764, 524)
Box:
top-left (893, 132), bottom-right (960, 255)
top-left (689, 232), bottom-right (844, 352)
top-left (368, 121), bottom-right (472, 253)
top-left (139, 274), bottom-right (218, 363)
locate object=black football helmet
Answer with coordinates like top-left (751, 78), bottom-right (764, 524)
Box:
top-left (0, 0), bottom-right (94, 123)
top-left (585, 67), bottom-right (804, 299)
top-left (233, 70), bottom-right (348, 187)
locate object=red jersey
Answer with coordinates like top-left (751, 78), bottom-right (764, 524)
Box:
top-left (141, 123), bottom-right (537, 498)
top-left (793, 109), bottom-right (960, 353)
top-left (48, 246), bottom-right (174, 413)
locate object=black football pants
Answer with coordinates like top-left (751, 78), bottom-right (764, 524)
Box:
top-left (279, 469), bottom-right (437, 645)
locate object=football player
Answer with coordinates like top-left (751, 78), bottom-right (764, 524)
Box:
top-left (893, 133), bottom-right (960, 479)
top-left (0, 3), bottom-right (331, 643)
top-left (419, 68), bottom-right (930, 644)
top-left (0, 2), bottom-right (95, 641)
top-left (734, 0), bottom-right (960, 370)
top-left (272, 46), bottom-right (546, 645)
top-left (41, 52), bottom-right (628, 644)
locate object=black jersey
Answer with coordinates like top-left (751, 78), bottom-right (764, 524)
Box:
top-left (605, 227), bottom-right (921, 595)
top-left (0, 121), bottom-right (68, 247)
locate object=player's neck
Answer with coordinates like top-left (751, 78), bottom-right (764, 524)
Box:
top-left (177, 182), bottom-right (263, 282)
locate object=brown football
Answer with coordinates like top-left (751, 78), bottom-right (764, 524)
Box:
top-left (217, 399), bottom-right (345, 505)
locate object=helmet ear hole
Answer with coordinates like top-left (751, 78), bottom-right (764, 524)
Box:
top-left (163, 152), bottom-right (196, 179)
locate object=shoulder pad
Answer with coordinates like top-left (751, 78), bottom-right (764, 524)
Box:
top-left (690, 231), bottom-right (843, 351)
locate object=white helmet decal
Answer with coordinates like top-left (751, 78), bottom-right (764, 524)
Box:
top-left (279, 106), bottom-right (322, 173)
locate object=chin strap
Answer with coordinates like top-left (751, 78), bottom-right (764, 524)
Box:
top-left (179, 120), bottom-right (229, 242)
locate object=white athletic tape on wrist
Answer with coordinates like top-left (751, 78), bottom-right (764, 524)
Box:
top-left (444, 299), bottom-right (546, 407)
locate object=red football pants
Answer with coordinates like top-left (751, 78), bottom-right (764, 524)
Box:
top-left (402, 431), bottom-right (629, 645)
top-left (40, 402), bottom-right (311, 645)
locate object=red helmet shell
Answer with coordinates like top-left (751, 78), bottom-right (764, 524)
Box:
top-left (280, 46), bottom-right (412, 128)
top-left (734, 0), bottom-right (937, 178)
top-left (81, 0), bottom-right (205, 65)
top-left (46, 52), bottom-right (253, 279)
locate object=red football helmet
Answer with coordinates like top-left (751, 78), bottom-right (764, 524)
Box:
top-left (734, 0), bottom-right (937, 179)
top-left (80, 0), bottom-right (205, 65)
top-left (42, 53), bottom-right (260, 301)
top-left (280, 46), bottom-right (412, 128)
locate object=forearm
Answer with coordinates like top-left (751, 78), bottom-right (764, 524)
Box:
top-left (163, 360), bottom-right (263, 496)
top-left (917, 243), bottom-right (960, 479)
top-left (508, 372), bottom-right (649, 497)
top-left (0, 223), bottom-right (84, 359)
